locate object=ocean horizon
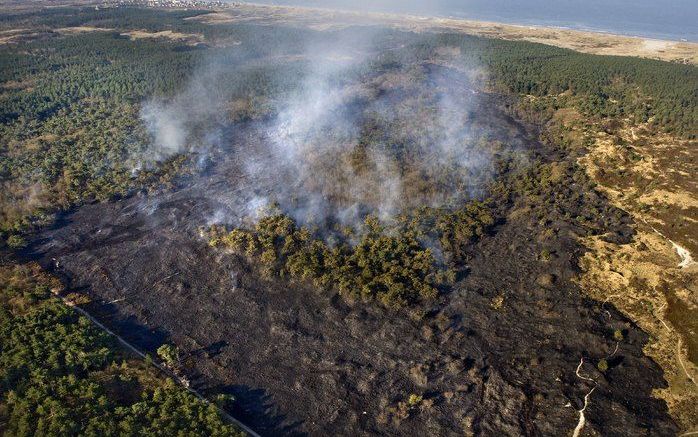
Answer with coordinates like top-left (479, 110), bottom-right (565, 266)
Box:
top-left (244, 0), bottom-right (698, 42)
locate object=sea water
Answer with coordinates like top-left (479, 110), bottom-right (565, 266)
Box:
top-left (248, 0), bottom-right (698, 42)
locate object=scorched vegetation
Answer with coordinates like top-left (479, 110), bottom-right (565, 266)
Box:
top-left (0, 4), bottom-right (695, 436)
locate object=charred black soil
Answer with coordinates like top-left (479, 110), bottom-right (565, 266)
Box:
top-left (25, 86), bottom-right (678, 436)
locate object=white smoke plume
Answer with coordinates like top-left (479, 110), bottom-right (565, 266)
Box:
top-left (138, 62), bottom-right (229, 165)
top-left (140, 101), bottom-right (188, 160)
top-left (137, 21), bottom-right (500, 233)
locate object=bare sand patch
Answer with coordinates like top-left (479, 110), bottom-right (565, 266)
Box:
top-left (0, 28), bottom-right (28, 36)
top-left (639, 189), bottom-right (698, 210)
top-left (55, 26), bottom-right (113, 34)
top-left (0, 78), bottom-right (34, 92)
top-left (0, 28), bottom-right (50, 44)
top-left (0, 26), bottom-right (111, 45)
top-left (642, 39), bottom-right (674, 51)
top-left (120, 29), bottom-right (203, 43)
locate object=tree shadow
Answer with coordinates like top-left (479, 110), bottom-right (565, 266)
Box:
top-left (212, 384), bottom-right (306, 437)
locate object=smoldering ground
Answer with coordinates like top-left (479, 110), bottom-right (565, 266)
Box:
top-left (30, 99), bottom-right (677, 436)
top-left (26, 15), bottom-right (679, 437)
top-left (137, 26), bottom-right (516, 233)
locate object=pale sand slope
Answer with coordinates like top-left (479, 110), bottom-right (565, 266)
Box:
top-left (191, 3), bottom-right (698, 64)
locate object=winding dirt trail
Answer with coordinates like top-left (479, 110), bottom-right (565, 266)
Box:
top-left (643, 218), bottom-right (696, 269)
top-left (671, 241), bottom-right (696, 269)
top-left (571, 358), bottom-right (597, 437)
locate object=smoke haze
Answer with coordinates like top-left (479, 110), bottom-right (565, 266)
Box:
top-left (138, 23), bottom-right (505, 232)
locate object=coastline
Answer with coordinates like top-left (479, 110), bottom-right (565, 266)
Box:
top-left (1, 0), bottom-right (695, 63)
top-left (250, 0), bottom-right (697, 42)
top-left (207, 2), bottom-right (698, 64)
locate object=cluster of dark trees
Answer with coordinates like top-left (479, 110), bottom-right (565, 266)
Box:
top-left (0, 263), bottom-right (244, 436)
top-left (0, 8), bottom-right (310, 244)
top-left (428, 201), bottom-right (495, 264)
top-left (408, 34), bottom-right (697, 138)
top-left (209, 214), bottom-right (454, 307)
top-left (208, 202), bottom-right (498, 308)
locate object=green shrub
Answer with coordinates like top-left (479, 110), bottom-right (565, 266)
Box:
top-left (407, 393), bottom-right (423, 407)
top-left (436, 201), bottom-right (495, 262)
top-left (6, 234), bottom-right (27, 249)
top-left (156, 344), bottom-right (180, 367)
top-left (211, 214), bottom-right (445, 307)
top-left (597, 359), bottom-right (609, 372)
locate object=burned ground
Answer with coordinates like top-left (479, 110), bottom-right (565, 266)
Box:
top-left (24, 80), bottom-right (679, 436)
top-left (1, 4), bottom-right (695, 435)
